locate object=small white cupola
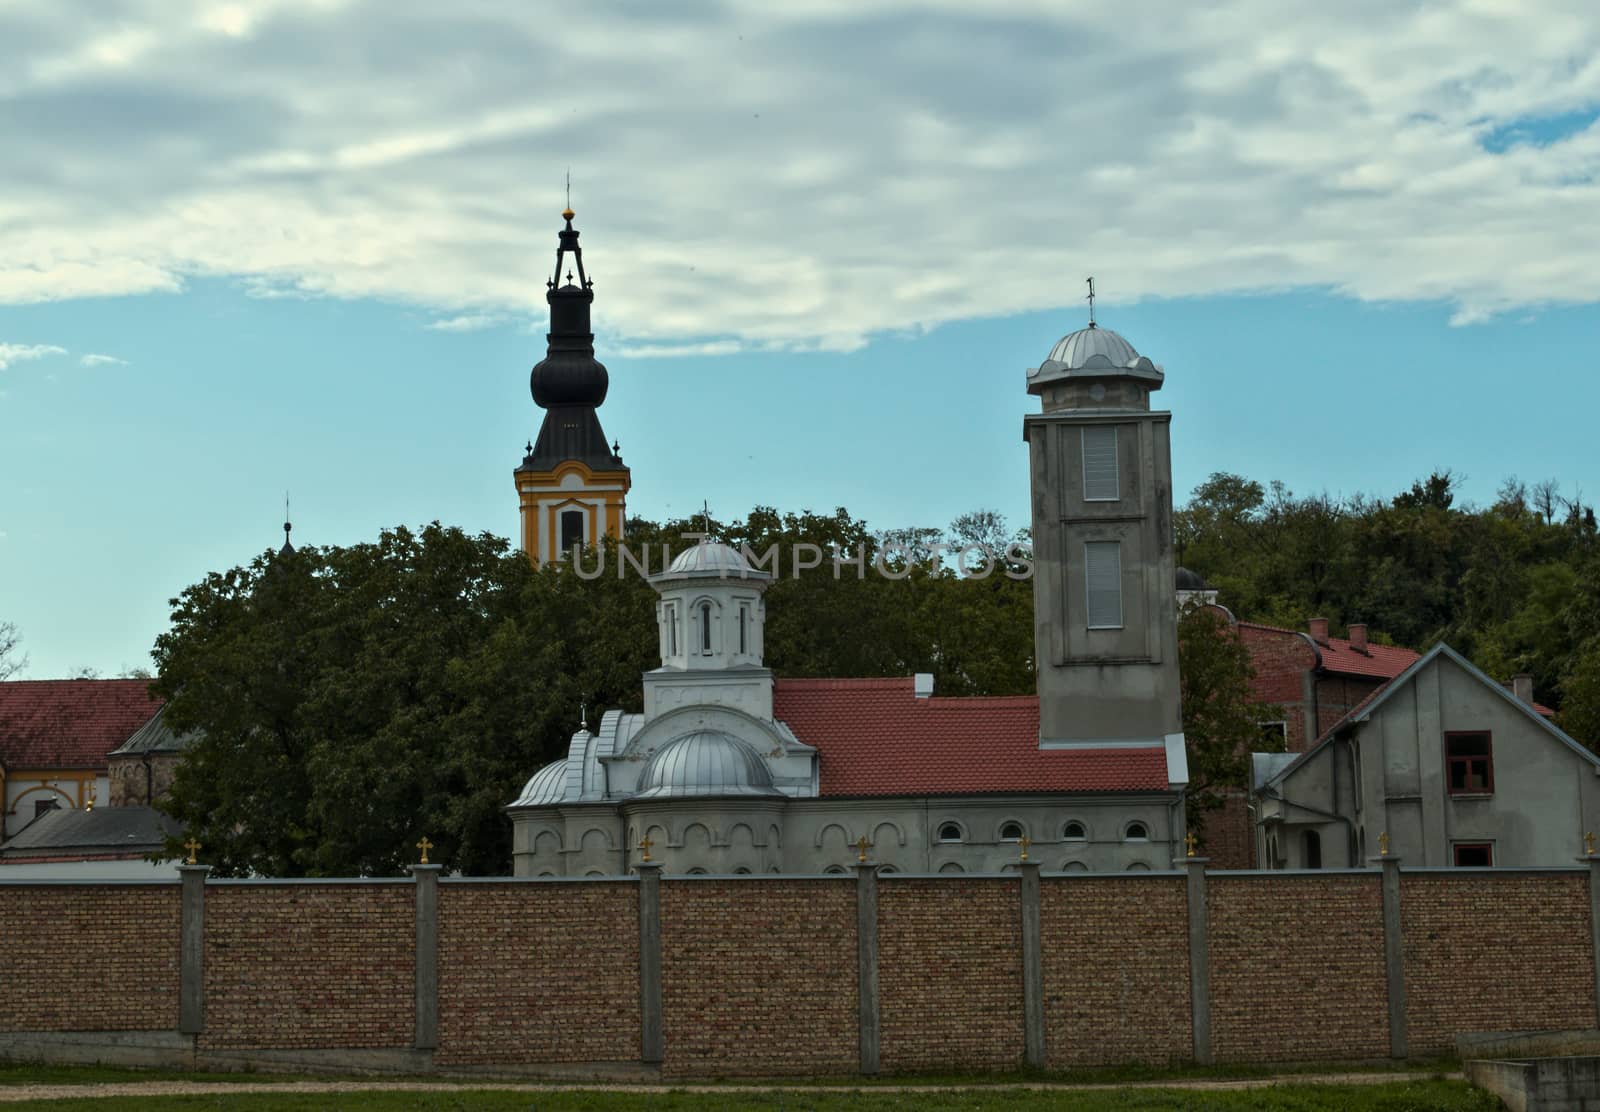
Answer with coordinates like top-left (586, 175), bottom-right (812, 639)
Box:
top-left (650, 542), bottom-right (771, 672)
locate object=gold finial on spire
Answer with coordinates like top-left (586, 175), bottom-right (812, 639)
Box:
top-left (416, 836), bottom-right (433, 864)
top-left (1378, 831), bottom-right (1389, 857)
top-left (85, 784), bottom-right (96, 812)
top-left (638, 835), bottom-right (653, 863)
top-left (183, 837), bottom-right (201, 865)
top-left (563, 168), bottom-right (574, 221)
top-left (1185, 832), bottom-right (1198, 858)
top-left (855, 835), bottom-right (870, 863)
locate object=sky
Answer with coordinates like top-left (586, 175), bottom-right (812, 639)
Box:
top-left (1, 0), bottom-right (1598, 679)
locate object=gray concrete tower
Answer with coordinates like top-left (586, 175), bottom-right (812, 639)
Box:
top-left (1024, 315), bottom-right (1183, 751)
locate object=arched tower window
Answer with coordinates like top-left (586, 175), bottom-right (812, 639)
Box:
top-left (739, 603), bottom-right (749, 654)
top-left (559, 509), bottom-right (585, 557)
top-left (700, 602), bottom-right (713, 653)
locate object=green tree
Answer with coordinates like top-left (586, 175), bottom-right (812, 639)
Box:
top-left (1177, 604), bottom-right (1279, 832)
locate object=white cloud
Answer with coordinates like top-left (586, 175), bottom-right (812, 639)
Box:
top-left (426, 313), bottom-right (505, 332)
top-left (80, 352), bottom-right (127, 366)
top-left (0, 1), bottom-right (1598, 349)
top-left (0, 343), bottom-right (66, 370)
top-left (616, 340), bottom-right (743, 359)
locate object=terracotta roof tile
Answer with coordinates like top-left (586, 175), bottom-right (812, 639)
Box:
top-left (0, 680), bottom-right (163, 770)
top-left (773, 677), bottom-right (1169, 797)
top-left (1236, 622), bottom-right (1420, 680)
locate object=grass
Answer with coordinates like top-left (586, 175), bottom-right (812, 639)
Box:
top-left (0, 1079), bottom-right (1499, 1110)
top-left (0, 1057), bottom-right (1460, 1088)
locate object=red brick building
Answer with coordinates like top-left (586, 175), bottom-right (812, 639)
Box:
top-left (1199, 616), bottom-right (1420, 868)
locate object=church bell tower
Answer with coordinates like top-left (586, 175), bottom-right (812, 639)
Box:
top-left (516, 207), bottom-right (630, 564)
top-left (1023, 293), bottom-right (1183, 754)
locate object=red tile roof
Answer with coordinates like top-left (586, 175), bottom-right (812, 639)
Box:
top-left (0, 680), bottom-right (162, 771)
top-left (1237, 622), bottom-right (1420, 681)
top-left (772, 677), bottom-right (1170, 797)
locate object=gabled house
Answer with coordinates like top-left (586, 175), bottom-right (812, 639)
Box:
top-left (1252, 643), bottom-right (1599, 869)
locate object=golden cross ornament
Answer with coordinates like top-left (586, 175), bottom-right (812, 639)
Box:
top-left (1185, 832), bottom-right (1198, 858)
top-left (1018, 835), bottom-right (1030, 862)
top-left (1378, 831), bottom-right (1389, 857)
top-left (416, 836), bottom-right (433, 865)
top-left (638, 835), bottom-right (653, 863)
top-left (183, 838), bottom-right (201, 865)
top-left (855, 836), bottom-right (870, 863)
top-left (1587, 831), bottom-right (1595, 858)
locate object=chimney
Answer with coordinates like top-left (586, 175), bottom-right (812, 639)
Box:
top-left (913, 673), bottom-right (935, 699)
top-left (1513, 673), bottom-right (1535, 706)
top-left (1348, 623), bottom-right (1368, 652)
top-left (1308, 617), bottom-right (1329, 645)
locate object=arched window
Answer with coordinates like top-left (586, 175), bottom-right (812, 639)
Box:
top-left (999, 821), bottom-right (1024, 843)
top-left (733, 866), bottom-right (752, 875)
top-left (686, 867), bottom-right (708, 875)
top-left (739, 603), bottom-right (749, 654)
top-left (1125, 861), bottom-right (1151, 872)
top-left (700, 602), bottom-right (713, 653)
top-left (1302, 830), bottom-right (1322, 869)
top-left (937, 822), bottom-right (963, 844)
top-left (1062, 820), bottom-right (1087, 841)
top-left (879, 864), bottom-right (899, 874)
top-left (666, 603), bottom-right (678, 655)
top-left (824, 865), bottom-right (847, 875)
top-left (559, 509), bottom-right (585, 557)
top-left (1125, 821), bottom-right (1149, 842)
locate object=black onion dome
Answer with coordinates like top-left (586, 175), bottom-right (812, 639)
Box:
top-left (1175, 566), bottom-right (1207, 591)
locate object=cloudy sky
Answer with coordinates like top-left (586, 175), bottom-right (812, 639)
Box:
top-left (2, 0), bottom-right (1597, 677)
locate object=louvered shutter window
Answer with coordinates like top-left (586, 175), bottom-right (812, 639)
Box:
top-left (1085, 541), bottom-right (1123, 628)
top-left (1082, 426), bottom-right (1119, 501)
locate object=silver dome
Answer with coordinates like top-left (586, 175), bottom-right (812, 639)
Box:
top-left (666, 542), bottom-right (753, 576)
top-left (633, 730), bottom-right (783, 800)
top-left (511, 759), bottom-right (568, 807)
top-left (1046, 326), bottom-right (1140, 369)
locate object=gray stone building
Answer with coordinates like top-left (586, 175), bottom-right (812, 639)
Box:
top-left (508, 317), bottom-right (1192, 875)
top-left (1253, 643), bottom-right (1600, 868)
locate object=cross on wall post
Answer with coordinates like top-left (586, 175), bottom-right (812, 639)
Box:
top-left (855, 836), bottom-right (870, 863)
top-left (416, 836), bottom-right (433, 865)
top-left (638, 835), bottom-right (653, 863)
top-left (183, 837), bottom-right (201, 865)
top-left (1018, 835), bottom-right (1030, 862)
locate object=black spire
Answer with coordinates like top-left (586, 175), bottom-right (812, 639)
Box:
top-left (522, 208), bottom-right (624, 473)
top-left (279, 494), bottom-right (295, 555)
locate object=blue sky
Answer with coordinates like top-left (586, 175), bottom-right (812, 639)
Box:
top-left (2, 1), bottom-right (1598, 678)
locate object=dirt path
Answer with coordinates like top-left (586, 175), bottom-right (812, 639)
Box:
top-left (0, 1070), bottom-right (1461, 1103)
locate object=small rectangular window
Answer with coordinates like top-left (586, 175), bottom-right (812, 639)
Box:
top-left (739, 604), bottom-right (748, 654)
top-left (1446, 732), bottom-right (1493, 795)
top-left (1082, 426), bottom-right (1119, 501)
top-left (1453, 842), bottom-right (1492, 867)
top-left (559, 509), bottom-right (585, 557)
top-left (1084, 541), bottom-right (1123, 629)
top-left (667, 604), bottom-right (678, 656)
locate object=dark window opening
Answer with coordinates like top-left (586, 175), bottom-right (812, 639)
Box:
top-left (1454, 843), bottom-right (1493, 867)
top-left (34, 798), bottom-right (60, 819)
top-left (1062, 820), bottom-right (1086, 841)
top-left (937, 822), bottom-right (962, 843)
top-left (699, 602), bottom-right (712, 653)
top-left (739, 605), bottom-right (748, 654)
top-left (999, 821), bottom-right (1024, 842)
top-left (1260, 721), bottom-right (1288, 749)
top-left (1125, 821), bottom-right (1149, 841)
top-left (559, 509), bottom-right (584, 556)
top-left (1302, 830), bottom-right (1322, 869)
top-left (1446, 732), bottom-right (1493, 794)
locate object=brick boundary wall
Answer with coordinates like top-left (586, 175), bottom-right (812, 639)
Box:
top-left (661, 878), bottom-right (858, 1077)
top-left (0, 883), bottom-right (180, 1032)
top-left (3, 863), bottom-right (1599, 1075)
top-left (199, 881), bottom-right (415, 1051)
top-left (435, 881), bottom-right (639, 1067)
top-left (1208, 873), bottom-right (1390, 1062)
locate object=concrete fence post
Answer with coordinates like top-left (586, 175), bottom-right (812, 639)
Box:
top-left (411, 864), bottom-right (441, 1051)
top-left (1180, 857), bottom-right (1211, 1064)
top-left (856, 863), bottom-right (880, 1075)
top-left (1581, 855), bottom-right (1600, 1026)
top-left (637, 864), bottom-right (664, 1065)
top-left (1372, 854), bottom-right (1408, 1059)
top-left (177, 864), bottom-right (210, 1036)
top-left (1020, 862), bottom-right (1045, 1069)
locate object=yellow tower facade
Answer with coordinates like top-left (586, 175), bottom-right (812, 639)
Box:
top-left (516, 207), bottom-right (630, 564)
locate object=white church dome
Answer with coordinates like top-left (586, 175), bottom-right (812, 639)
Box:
top-left (633, 730), bottom-right (783, 800)
top-left (1046, 326), bottom-right (1141, 369)
top-left (666, 542), bottom-right (752, 576)
top-left (511, 759), bottom-right (568, 807)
